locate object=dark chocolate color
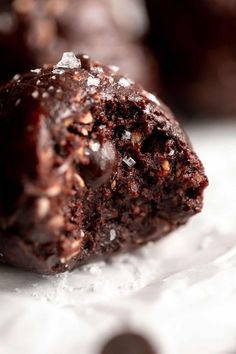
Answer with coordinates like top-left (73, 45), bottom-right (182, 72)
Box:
top-left (0, 0), bottom-right (158, 92)
top-left (146, 0), bottom-right (236, 116)
top-left (101, 333), bottom-right (156, 354)
top-left (0, 53), bottom-right (208, 274)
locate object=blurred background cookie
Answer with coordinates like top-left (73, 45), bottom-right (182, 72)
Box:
top-left (146, 0), bottom-right (236, 116)
top-left (0, 0), bottom-right (159, 92)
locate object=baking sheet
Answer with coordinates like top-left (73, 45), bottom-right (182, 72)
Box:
top-left (0, 122), bottom-right (236, 354)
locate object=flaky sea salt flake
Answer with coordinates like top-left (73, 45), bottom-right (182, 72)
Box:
top-left (144, 91), bottom-right (161, 106)
top-left (122, 131), bottom-right (131, 140)
top-left (87, 76), bottom-right (100, 86)
top-left (118, 77), bottom-right (131, 87)
top-left (54, 52), bottom-right (81, 70)
top-left (90, 141), bottom-right (101, 152)
top-left (110, 229), bottom-right (117, 241)
top-left (109, 65), bottom-right (120, 73)
top-left (144, 103), bottom-right (152, 114)
top-left (31, 68), bottom-right (41, 74)
top-left (168, 149), bottom-right (175, 157)
top-left (93, 66), bottom-right (104, 74)
top-left (52, 68), bottom-right (65, 75)
top-left (123, 156), bottom-right (136, 167)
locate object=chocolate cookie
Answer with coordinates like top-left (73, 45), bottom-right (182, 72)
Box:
top-left (0, 0), bottom-right (158, 91)
top-left (101, 333), bottom-right (156, 354)
top-left (146, 0), bottom-right (236, 116)
top-left (0, 53), bottom-right (208, 274)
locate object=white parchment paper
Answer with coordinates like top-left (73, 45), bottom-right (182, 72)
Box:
top-left (0, 122), bottom-right (236, 354)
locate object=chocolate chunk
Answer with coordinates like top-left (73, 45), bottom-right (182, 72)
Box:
top-left (0, 53), bottom-right (208, 274)
top-left (0, 0), bottom-right (159, 92)
top-left (146, 0), bottom-right (236, 116)
top-left (79, 141), bottom-right (116, 189)
top-left (101, 333), bottom-right (156, 354)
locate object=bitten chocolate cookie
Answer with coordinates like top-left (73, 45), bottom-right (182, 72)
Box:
top-left (146, 0), bottom-right (236, 116)
top-left (0, 0), bottom-right (158, 91)
top-left (0, 53), bottom-right (208, 274)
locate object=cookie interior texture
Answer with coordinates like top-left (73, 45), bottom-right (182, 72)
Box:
top-left (0, 53), bottom-right (208, 273)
